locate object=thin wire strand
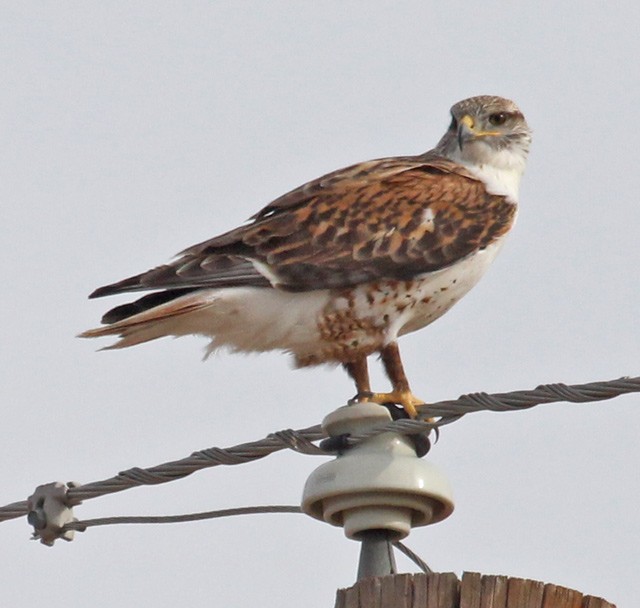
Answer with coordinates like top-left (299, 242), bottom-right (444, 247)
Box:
top-left (63, 504), bottom-right (434, 576)
top-left (2, 375), bottom-right (638, 524)
top-left (393, 541), bottom-right (433, 574)
top-left (64, 505), bottom-right (303, 531)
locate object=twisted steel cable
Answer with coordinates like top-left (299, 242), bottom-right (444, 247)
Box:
top-left (1, 376), bottom-right (638, 525)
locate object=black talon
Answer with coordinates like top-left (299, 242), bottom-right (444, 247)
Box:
top-left (381, 403), bottom-right (409, 420)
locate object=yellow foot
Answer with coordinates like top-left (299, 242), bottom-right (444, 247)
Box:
top-left (360, 390), bottom-right (425, 419)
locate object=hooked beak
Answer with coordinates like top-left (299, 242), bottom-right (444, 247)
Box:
top-left (457, 114), bottom-right (501, 149)
top-left (457, 115), bottom-right (475, 149)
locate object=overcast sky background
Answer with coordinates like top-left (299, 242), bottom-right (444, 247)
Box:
top-left (2, 2), bottom-right (639, 606)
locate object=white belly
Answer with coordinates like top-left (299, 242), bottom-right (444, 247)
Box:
top-left (395, 239), bottom-right (506, 336)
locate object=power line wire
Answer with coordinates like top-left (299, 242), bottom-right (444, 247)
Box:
top-left (1, 375), bottom-right (638, 526)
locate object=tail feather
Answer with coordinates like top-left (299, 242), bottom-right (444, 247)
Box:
top-left (79, 292), bottom-right (218, 349)
top-left (81, 285), bottom-right (328, 358)
top-left (100, 288), bottom-right (197, 324)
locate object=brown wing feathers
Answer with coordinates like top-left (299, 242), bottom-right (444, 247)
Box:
top-left (201, 161), bottom-right (515, 290)
top-left (90, 155), bottom-right (516, 322)
top-left (89, 255), bottom-right (270, 299)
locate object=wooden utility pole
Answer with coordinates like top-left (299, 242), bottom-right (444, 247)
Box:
top-left (334, 571), bottom-right (616, 608)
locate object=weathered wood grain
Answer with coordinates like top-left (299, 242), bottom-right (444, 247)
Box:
top-left (334, 572), bottom-right (616, 608)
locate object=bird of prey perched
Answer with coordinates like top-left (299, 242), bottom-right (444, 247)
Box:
top-left (81, 95), bottom-right (531, 418)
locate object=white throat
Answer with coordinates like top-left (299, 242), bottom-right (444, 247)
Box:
top-left (451, 145), bottom-right (527, 203)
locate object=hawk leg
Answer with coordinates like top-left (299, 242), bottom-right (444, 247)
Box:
top-left (369, 342), bottom-right (425, 418)
top-left (343, 357), bottom-right (371, 401)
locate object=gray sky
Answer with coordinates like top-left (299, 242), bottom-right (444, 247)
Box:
top-left (2, 2), bottom-right (639, 606)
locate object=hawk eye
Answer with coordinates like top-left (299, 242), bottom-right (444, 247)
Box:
top-left (488, 112), bottom-right (508, 126)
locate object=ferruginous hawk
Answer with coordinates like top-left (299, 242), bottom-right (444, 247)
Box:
top-left (81, 95), bottom-right (531, 417)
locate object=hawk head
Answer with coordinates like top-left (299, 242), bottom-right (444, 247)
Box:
top-left (433, 95), bottom-right (531, 201)
top-left (435, 95), bottom-right (531, 173)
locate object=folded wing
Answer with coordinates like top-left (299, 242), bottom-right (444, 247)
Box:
top-left (88, 154), bottom-right (515, 328)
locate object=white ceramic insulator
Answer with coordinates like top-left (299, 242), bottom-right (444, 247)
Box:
top-left (301, 402), bottom-right (454, 540)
